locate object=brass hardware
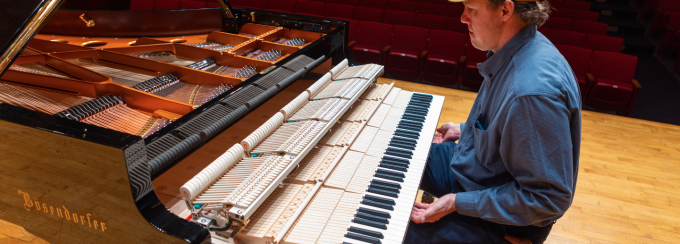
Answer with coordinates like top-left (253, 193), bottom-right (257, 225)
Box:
top-left (82, 41), bottom-right (107, 47)
top-left (0, 0), bottom-right (63, 76)
top-left (170, 38), bottom-right (187, 43)
top-left (50, 39), bottom-right (69, 43)
top-left (128, 41), bottom-right (136, 46)
top-left (79, 14), bottom-right (95, 27)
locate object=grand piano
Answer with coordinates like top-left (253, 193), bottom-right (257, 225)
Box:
top-left (0, 0), bottom-right (353, 243)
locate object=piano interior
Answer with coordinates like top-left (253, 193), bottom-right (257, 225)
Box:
top-left (0, 1), bottom-right (445, 244)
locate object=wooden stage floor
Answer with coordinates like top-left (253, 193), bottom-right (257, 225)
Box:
top-left (2, 78), bottom-right (679, 243)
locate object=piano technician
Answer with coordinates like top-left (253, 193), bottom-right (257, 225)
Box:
top-left (405, 0), bottom-right (582, 243)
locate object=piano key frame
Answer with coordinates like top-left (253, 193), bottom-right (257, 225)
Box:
top-left (0, 2), bottom-right (358, 244)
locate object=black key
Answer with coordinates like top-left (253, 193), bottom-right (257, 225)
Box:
top-left (394, 131), bottom-right (418, 139)
top-left (343, 242), bottom-right (352, 244)
top-left (362, 199), bottom-right (394, 211)
top-left (390, 139), bottom-right (416, 148)
top-left (379, 162), bottom-right (408, 172)
top-left (353, 216), bottom-right (388, 230)
top-left (345, 232), bottom-right (382, 244)
top-left (385, 150), bottom-right (412, 160)
top-left (355, 212), bottom-right (389, 224)
top-left (402, 115), bottom-right (426, 122)
top-left (400, 118), bottom-right (424, 125)
top-left (397, 124), bottom-right (422, 132)
top-left (372, 179), bottom-right (402, 189)
top-left (377, 168), bottom-right (405, 178)
top-left (398, 121), bottom-right (423, 129)
top-left (406, 101), bottom-right (429, 108)
top-left (404, 107), bottom-right (429, 115)
top-left (365, 194), bottom-right (396, 205)
top-left (367, 187), bottom-right (399, 198)
top-left (368, 183), bottom-right (400, 194)
top-left (375, 172), bottom-right (404, 182)
top-left (358, 207), bottom-right (391, 219)
top-left (382, 156), bottom-right (410, 165)
top-left (392, 137), bottom-right (418, 145)
top-left (395, 129), bottom-right (420, 139)
top-left (385, 148), bottom-right (413, 158)
top-left (412, 93), bottom-right (433, 100)
top-left (348, 226), bottom-right (385, 239)
top-left (389, 141), bottom-right (416, 151)
top-left (409, 100), bottom-right (431, 107)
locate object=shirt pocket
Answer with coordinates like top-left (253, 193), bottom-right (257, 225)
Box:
top-left (473, 126), bottom-right (492, 169)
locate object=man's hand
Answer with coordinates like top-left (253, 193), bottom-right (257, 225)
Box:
top-left (410, 193), bottom-right (457, 223)
top-left (432, 123), bottom-right (462, 143)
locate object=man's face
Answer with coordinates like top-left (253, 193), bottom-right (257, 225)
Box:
top-left (461, 0), bottom-right (505, 51)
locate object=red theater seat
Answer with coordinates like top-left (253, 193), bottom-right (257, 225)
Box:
top-left (422, 30), bottom-right (467, 86)
top-left (388, 0), bottom-right (418, 13)
top-left (324, 3), bottom-right (354, 19)
top-left (155, 0), bottom-right (181, 10)
top-left (180, 0), bottom-right (206, 9)
top-left (385, 26), bottom-right (430, 81)
top-left (446, 17), bottom-right (469, 34)
top-left (585, 34), bottom-right (624, 52)
top-left (131, 0), bottom-right (156, 10)
top-left (383, 10), bottom-right (416, 26)
top-left (240, 0), bottom-right (268, 9)
top-left (548, 0), bottom-right (563, 7)
top-left (207, 1), bottom-right (219, 8)
top-left (562, 0), bottom-right (591, 10)
top-left (417, 2), bottom-right (446, 16)
top-left (547, 30), bottom-right (586, 47)
top-left (335, 0), bottom-right (360, 6)
top-left (555, 44), bottom-right (593, 98)
top-left (552, 7), bottom-right (570, 18)
top-left (460, 39), bottom-right (488, 91)
top-left (543, 17), bottom-right (573, 30)
top-left (415, 14), bottom-right (448, 30)
top-left (361, 0), bottom-right (390, 9)
top-left (354, 7), bottom-right (384, 22)
top-left (295, 1), bottom-right (325, 17)
top-left (266, 0), bottom-right (297, 13)
top-left (445, 5), bottom-right (464, 18)
top-left (586, 51), bottom-right (640, 116)
top-left (572, 20), bottom-right (608, 35)
top-left (538, 27), bottom-right (550, 35)
top-left (569, 9), bottom-right (600, 22)
top-left (658, 12), bottom-right (680, 56)
top-left (351, 21), bottom-right (393, 65)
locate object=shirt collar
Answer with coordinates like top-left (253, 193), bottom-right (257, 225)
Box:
top-left (477, 24), bottom-right (537, 80)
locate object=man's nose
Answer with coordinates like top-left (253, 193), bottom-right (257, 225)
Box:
top-left (461, 9), bottom-right (471, 25)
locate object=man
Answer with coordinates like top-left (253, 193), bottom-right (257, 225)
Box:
top-left (405, 0), bottom-right (581, 243)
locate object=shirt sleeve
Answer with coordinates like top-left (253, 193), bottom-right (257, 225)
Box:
top-left (455, 95), bottom-right (577, 226)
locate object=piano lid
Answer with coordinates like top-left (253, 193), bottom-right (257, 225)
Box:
top-left (0, 0), bottom-right (63, 78)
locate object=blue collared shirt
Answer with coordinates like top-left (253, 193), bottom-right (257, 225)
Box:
top-left (453, 24), bottom-right (582, 227)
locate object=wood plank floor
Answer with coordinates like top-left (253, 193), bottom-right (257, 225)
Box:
top-left (3, 78), bottom-right (679, 243)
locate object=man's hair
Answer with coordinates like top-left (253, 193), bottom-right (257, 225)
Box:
top-left (487, 0), bottom-right (551, 26)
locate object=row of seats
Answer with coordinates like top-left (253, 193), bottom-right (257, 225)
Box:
top-left (540, 29), bottom-right (624, 53)
top-left (552, 8), bottom-right (600, 22)
top-left (557, 45), bottom-right (640, 116)
top-left (548, 0), bottom-right (591, 10)
top-left (542, 17), bottom-right (609, 35)
top-left (236, 0), bottom-right (464, 19)
top-left (130, 0), bottom-right (219, 10)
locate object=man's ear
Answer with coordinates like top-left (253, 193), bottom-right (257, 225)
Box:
top-left (501, 0), bottom-right (515, 21)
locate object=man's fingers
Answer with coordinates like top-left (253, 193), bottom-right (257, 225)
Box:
top-left (414, 202), bottom-right (430, 209)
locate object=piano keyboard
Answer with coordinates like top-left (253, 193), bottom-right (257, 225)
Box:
top-left (179, 60), bottom-right (444, 244)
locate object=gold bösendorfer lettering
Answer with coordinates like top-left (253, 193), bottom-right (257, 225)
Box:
top-left (18, 190), bottom-right (33, 211)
